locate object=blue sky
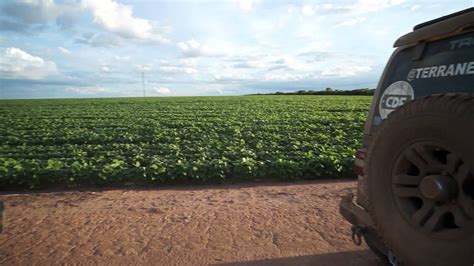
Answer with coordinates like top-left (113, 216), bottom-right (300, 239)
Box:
top-left (0, 0), bottom-right (472, 98)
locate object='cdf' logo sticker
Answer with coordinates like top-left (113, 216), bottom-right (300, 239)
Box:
top-left (379, 81), bottom-right (414, 119)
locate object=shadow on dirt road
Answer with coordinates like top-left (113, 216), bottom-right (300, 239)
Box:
top-left (217, 250), bottom-right (383, 266)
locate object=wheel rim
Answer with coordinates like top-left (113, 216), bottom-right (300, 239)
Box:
top-left (391, 141), bottom-right (474, 239)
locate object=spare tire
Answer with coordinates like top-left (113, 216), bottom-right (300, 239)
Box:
top-left (366, 94), bottom-right (474, 266)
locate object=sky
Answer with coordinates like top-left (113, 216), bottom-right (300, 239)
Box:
top-left (0, 0), bottom-right (472, 98)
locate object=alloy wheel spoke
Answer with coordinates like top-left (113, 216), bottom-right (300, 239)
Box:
top-left (446, 153), bottom-right (462, 175)
top-left (453, 163), bottom-right (470, 184)
top-left (393, 186), bottom-right (420, 198)
top-left (451, 206), bottom-right (471, 229)
top-left (414, 144), bottom-right (436, 163)
top-left (411, 201), bottom-right (435, 226)
top-left (405, 148), bottom-right (428, 174)
top-left (423, 208), bottom-right (446, 232)
top-left (414, 145), bottom-right (445, 173)
top-left (458, 193), bottom-right (474, 219)
top-left (392, 174), bottom-right (422, 186)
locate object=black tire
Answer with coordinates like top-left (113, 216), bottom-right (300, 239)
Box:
top-left (364, 229), bottom-right (390, 265)
top-left (366, 94), bottom-right (474, 266)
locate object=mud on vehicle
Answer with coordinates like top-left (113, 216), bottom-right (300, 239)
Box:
top-left (340, 8), bottom-right (474, 266)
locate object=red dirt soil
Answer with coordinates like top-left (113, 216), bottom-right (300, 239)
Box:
top-left (0, 180), bottom-right (382, 265)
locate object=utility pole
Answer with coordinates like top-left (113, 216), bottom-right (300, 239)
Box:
top-left (141, 71), bottom-right (146, 97)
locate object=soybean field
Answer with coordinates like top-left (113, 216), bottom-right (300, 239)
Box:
top-left (0, 96), bottom-right (371, 188)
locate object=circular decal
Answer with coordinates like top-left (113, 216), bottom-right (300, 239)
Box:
top-left (379, 81), bottom-right (414, 119)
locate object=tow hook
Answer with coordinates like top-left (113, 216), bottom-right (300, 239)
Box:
top-left (351, 225), bottom-right (366, 246)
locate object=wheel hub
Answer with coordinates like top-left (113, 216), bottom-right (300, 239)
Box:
top-left (391, 142), bottom-right (474, 238)
top-left (420, 175), bottom-right (458, 202)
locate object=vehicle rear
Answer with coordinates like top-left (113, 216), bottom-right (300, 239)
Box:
top-left (341, 8), bottom-right (474, 266)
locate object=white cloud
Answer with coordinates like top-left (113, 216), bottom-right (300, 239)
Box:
top-left (410, 5), bottom-right (421, 11)
top-left (75, 32), bottom-right (121, 48)
top-left (270, 55), bottom-right (303, 71)
top-left (176, 39), bottom-right (231, 58)
top-left (58, 46), bottom-right (71, 54)
top-left (368, 27), bottom-right (389, 36)
top-left (151, 86), bottom-right (172, 95)
top-left (6, 0), bottom-right (172, 46)
top-left (160, 66), bottom-right (198, 74)
top-left (354, 0), bottom-right (404, 13)
top-left (214, 71), bottom-right (307, 83)
top-left (239, 0), bottom-right (258, 12)
top-left (224, 53), bottom-right (304, 72)
top-left (65, 86), bottom-right (112, 95)
top-left (321, 64), bottom-right (373, 77)
top-left (212, 49), bottom-right (374, 84)
top-left (82, 0), bottom-right (170, 44)
top-left (176, 39), bottom-right (207, 57)
top-left (299, 0), bottom-right (404, 16)
top-left (114, 55), bottom-right (130, 62)
top-left (333, 17), bottom-right (367, 28)
top-left (158, 58), bottom-right (198, 74)
top-left (179, 58), bottom-right (197, 68)
top-left (101, 66), bottom-right (110, 72)
top-left (263, 72), bottom-right (308, 81)
top-left (214, 73), bottom-right (253, 83)
top-left (0, 47), bottom-right (58, 80)
top-left (302, 5), bottom-right (315, 16)
top-left (1, 0), bottom-right (81, 29)
top-left (233, 61), bottom-right (264, 69)
top-left (136, 64), bottom-right (153, 72)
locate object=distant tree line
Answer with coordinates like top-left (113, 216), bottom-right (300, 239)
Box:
top-left (250, 87), bottom-right (375, 96)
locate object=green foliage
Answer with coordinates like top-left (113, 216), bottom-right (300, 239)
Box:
top-left (0, 95), bottom-right (371, 188)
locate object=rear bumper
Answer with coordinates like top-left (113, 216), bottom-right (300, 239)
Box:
top-left (340, 193), bottom-right (389, 259)
top-left (339, 193), bottom-right (374, 227)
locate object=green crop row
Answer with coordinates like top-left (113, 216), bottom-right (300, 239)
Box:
top-left (0, 95), bottom-right (371, 189)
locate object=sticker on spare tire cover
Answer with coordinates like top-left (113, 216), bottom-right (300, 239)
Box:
top-left (379, 81), bottom-right (414, 119)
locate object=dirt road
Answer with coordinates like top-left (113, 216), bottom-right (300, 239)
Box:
top-left (0, 180), bottom-right (382, 265)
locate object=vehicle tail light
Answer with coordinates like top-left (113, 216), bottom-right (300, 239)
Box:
top-left (353, 148), bottom-right (366, 176)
